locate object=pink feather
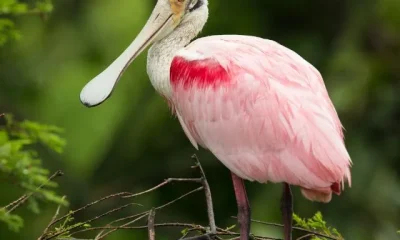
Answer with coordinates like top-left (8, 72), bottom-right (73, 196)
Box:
top-left (170, 35), bottom-right (351, 203)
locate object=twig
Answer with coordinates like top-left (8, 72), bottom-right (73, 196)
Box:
top-left (38, 196), bottom-right (66, 240)
top-left (2, 194), bottom-right (28, 211)
top-left (47, 202), bottom-right (142, 239)
top-left (71, 187), bottom-right (204, 238)
top-left (180, 227), bottom-right (195, 239)
top-left (96, 213), bottom-right (149, 240)
top-left (75, 223), bottom-right (206, 231)
top-left (148, 208), bottom-right (156, 240)
top-left (296, 234), bottom-right (315, 240)
top-left (4, 170), bottom-right (64, 214)
top-left (181, 234), bottom-right (213, 240)
top-left (48, 191), bottom-right (133, 228)
top-left (123, 178), bottom-right (202, 198)
top-left (192, 154), bottom-right (217, 234)
top-left (111, 187), bottom-right (204, 225)
top-left (232, 216), bottom-right (341, 240)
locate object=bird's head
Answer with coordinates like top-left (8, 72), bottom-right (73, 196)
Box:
top-left (80, 0), bottom-right (208, 107)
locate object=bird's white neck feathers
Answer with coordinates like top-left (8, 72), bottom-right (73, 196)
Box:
top-left (147, 1), bottom-right (209, 98)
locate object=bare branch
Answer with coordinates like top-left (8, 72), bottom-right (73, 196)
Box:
top-left (4, 170), bottom-right (64, 214)
top-left (38, 196), bottom-right (66, 240)
top-left (296, 233), bottom-right (315, 240)
top-left (2, 194), bottom-right (28, 211)
top-left (123, 178), bottom-right (202, 199)
top-left (148, 208), bottom-right (156, 240)
top-left (48, 202), bottom-right (142, 239)
top-left (96, 214), bottom-right (149, 240)
top-left (110, 187), bottom-right (204, 226)
top-left (192, 154), bottom-right (217, 234)
top-left (49, 191), bottom-right (133, 228)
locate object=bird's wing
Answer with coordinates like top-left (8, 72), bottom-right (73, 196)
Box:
top-left (170, 35), bottom-right (351, 197)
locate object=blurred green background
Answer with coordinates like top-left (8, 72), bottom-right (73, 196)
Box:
top-left (1, 0), bottom-right (400, 239)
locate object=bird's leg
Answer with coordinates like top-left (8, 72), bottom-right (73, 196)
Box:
top-left (231, 172), bottom-right (251, 240)
top-left (281, 183), bottom-right (293, 240)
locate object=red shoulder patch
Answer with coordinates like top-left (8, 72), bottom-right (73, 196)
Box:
top-left (170, 56), bottom-right (230, 90)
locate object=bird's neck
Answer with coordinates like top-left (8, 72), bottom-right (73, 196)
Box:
top-left (147, 20), bottom-right (206, 98)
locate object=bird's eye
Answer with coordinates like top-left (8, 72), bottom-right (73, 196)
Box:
top-left (188, 0), bottom-right (202, 12)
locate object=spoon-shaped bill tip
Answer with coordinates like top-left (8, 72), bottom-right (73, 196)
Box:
top-left (80, 72), bottom-right (117, 107)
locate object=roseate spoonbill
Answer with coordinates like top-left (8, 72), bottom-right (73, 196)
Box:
top-left (80, 0), bottom-right (352, 239)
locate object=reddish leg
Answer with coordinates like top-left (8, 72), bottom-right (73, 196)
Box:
top-left (281, 183), bottom-right (293, 240)
top-left (231, 172), bottom-right (251, 240)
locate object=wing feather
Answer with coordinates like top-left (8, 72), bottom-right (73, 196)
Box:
top-left (170, 35), bottom-right (351, 200)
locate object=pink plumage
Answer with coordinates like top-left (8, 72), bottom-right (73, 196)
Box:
top-left (170, 35), bottom-right (352, 203)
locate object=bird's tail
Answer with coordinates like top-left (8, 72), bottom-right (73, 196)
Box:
top-left (300, 188), bottom-right (333, 203)
top-left (301, 167), bottom-right (351, 203)
top-left (300, 181), bottom-right (345, 203)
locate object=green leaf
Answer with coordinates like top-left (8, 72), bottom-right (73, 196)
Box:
top-left (181, 228), bottom-right (189, 236)
top-left (0, 0), bottom-right (53, 46)
top-left (293, 212), bottom-right (344, 240)
top-left (0, 209), bottom-right (24, 232)
top-left (0, 113), bottom-right (67, 231)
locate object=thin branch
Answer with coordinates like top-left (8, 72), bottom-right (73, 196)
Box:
top-left (77, 223), bottom-right (206, 231)
top-left (96, 213), bottom-right (149, 240)
top-left (155, 186), bottom-right (202, 213)
top-left (181, 234), bottom-right (213, 240)
top-left (111, 187), bottom-right (204, 225)
top-left (47, 202), bottom-right (142, 239)
top-left (2, 194), bottom-right (28, 211)
top-left (4, 170), bottom-right (64, 214)
top-left (38, 196), bottom-right (66, 240)
top-left (123, 178), bottom-right (202, 199)
top-left (180, 228), bottom-right (195, 239)
top-left (296, 234), bottom-right (315, 240)
top-left (232, 216), bottom-right (341, 240)
top-left (148, 208), bottom-right (156, 240)
top-left (49, 191), bottom-right (133, 228)
top-left (192, 154), bottom-right (217, 234)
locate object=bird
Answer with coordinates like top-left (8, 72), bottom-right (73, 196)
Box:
top-left (80, 0), bottom-right (352, 239)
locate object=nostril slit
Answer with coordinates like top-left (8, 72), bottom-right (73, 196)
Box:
top-left (154, 13), bottom-right (160, 21)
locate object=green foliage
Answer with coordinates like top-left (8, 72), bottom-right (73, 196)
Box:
top-left (57, 217), bottom-right (92, 239)
top-left (0, 0), bottom-right (53, 46)
top-left (293, 212), bottom-right (343, 240)
top-left (0, 208), bottom-right (23, 232)
top-left (0, 114), bottom-right (67, 232)
top-left (50, 213), bottom-right (76, 239)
